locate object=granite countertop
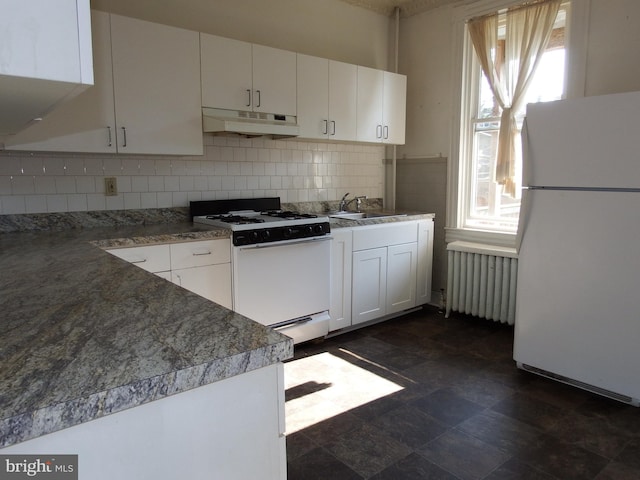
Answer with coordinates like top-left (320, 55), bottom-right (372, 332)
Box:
top-left (0, 222), bottom-right (293, 448)
top-left (0, 209), bottom-right (434, 449)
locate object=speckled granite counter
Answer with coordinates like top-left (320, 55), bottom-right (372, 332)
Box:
top-left (0, 222), bottom-right (293, 448)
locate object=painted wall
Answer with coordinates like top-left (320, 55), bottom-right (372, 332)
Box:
top-left (91, 0), bottom-right (391, 70)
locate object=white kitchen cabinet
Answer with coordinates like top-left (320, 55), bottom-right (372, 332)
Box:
top-left (169, 239), bottom-right (232, 309)
top-left (351, 222), bottom-right (419, 324)
top-left (387, 242), bottom-right (418, 314)
top-left (296, 54), bottom-right (357, 141)
top-left (106, 244), bottom-right (171, 279)
top-left (329, 228), bottom-right (353, 331)
top-left (6, 11), bottom-right (203, 155)
top-left (201, 34), bottom-right (297, 116)
top-left (0, 0), bottom-right (93, 136)
top-left (416, 219), bottom-right (435, 305)
top-left (356, 67), bottom-right (407, 144)
top-left (352, 247), bottom-right (388, 325)
top-left (107, 239), bottom-right (232, 309)
top-left (4, 363), bottom-right (287, 480)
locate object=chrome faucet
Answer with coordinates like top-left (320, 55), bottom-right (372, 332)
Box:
top-left (339, 192), bottom-right (367, 212)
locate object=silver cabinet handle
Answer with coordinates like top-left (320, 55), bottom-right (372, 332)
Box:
top-left (191, 250), bottom-right (211, 256)
top-left (107, 126), bottom-right (112, 147)
top-left (330, 121), bottom-right (336, 136)
top-left (255, 89), bottom-right (261, 108)
top-left (383, 125), bottom-right (389, 139)
top-left (121, 126), bottom-right (127, 147)
top-left (322, 120), bottom-right (328, 135)
top-left (376, 125), bottom-right (382, 138)
top-left (129, 257), bottom-right (147, 264)
top-left (246, 89), bottom-right (251, 107)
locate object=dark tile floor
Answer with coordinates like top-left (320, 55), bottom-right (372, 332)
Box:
top-left (284, 307), bottom-right (640, 480)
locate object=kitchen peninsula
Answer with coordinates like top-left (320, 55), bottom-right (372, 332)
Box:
top-left (0, 217), bottom-right (292, 480)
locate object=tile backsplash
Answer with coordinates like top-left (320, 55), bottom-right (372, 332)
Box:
top-left (0, 136), bottom-right (385, 215)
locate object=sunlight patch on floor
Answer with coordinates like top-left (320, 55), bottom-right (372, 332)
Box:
top-left (284, 351), bottom-right (404, 434)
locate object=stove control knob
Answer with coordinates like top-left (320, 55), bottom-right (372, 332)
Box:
top-left (282, 227), bottom-right (294, 239)
top-left (261, 230), bottom-right (272, 242)
top-left (314, 224), bottom-right (325, 234)
top-left (304, 225), bottom-right (314, 235)
top-left (249, 231), bottom-right (260, 243)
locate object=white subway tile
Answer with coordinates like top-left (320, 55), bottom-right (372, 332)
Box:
top-left (164, 176), bottom-right (180, 192)
top-left (245, 148), bottom-right (258, 163)
top-left (105, 195), bottom-right (124, 210)
top-left (234, 176), bottom-right (247, 190)
top-left (172, 191), bottom-right (188, 206)
top-left (115, 176), bottom-right (132, 193)
top-left (124, 192), bottom-right (141, 209)
top-left (246, 176), bottom-right (259, 190)
top-left (65, 158), bottom-right (85, 175)
top-left (276, 163), bottom-right (287, 176)
top-left (1, 195), bottom-right (26, 214)
top-left (140, 193), bottom-right (158, 209)
top-left (213, 162), bottom-right (228, 176)
top-left (67, 194), bottom-right (88, 212)
top-left (221, 147), bottom-right (234, 163)
top-left (186, 160), bottom-right (201, 175)
top-left (170, 160), bottom-right (186, 176)
top-left (201, 161), bottom-right (215, 175)
top-left (269, 149), bottom-right (281, 163)
top-left (12, 176), bottom-right (35, 194)
top-left (54, 176), bottom-right (76, 194)
top-left (155, 159), bottom-right (172, 175)
top-left (138, 159), bottom-right (156, 175)
top-left (233, 148), bottom-right (246, 163)
top-left (44, 158), bottom-right (65, 175)
top-left (187, 191), bottom-right (202, 202)
top-left (157, 192), bottom-right (173, 208)
top-left (0, 176), bottom-right (11, 194)
top-left (207, 176), bottom-right (222, 191)
top-left (227, 162), bottom-right (241, 176)
top-left (148, 176), bottom-right (165, 192)
top-left (179, 176), bottom-right (195, 191)
top-left (25, 195), bottom-right (47, 213)
top-left (193, 176), bottom-right (208, 191)
top-left (252, 162), bottom-right (265, 176)
top-left (21, 157), bottom-right (45, 175)
top-left (46, 194), bottom-right (68, 212)
top-left (102, 158), bottom-right (122, 175)
top-left (0, 157), bottom-right (22, 175)
top-left (259, 176), bottom-right (271, 190)
top-left (121, 159), bottom-right (139, 175)
top-left (240, 162), bottom-right (253, 176)
top-left (76, 176), bottom-right (96, 194)
top-left (221, 176), bottom-right (235, 191)
top-left (131, 176), bottom-right (149, 192)
top-left (87, 194), bottom-right (106, 211)
top-left (84, 158), bottom-right (104, 175)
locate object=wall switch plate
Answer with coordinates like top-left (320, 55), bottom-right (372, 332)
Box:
top-left (104, 177), bottom-right (118, 196)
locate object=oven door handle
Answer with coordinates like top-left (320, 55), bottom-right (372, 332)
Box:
top-left (237, 236), bottom-right (332, 250)
top-left (270, 316), bottom-right (313, 329)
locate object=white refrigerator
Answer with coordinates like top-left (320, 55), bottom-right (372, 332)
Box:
top-left (514, 91), bottom-right (640, 406)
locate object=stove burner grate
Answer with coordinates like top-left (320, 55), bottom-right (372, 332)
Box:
top-left (205, 214), bottom-right (265, 225)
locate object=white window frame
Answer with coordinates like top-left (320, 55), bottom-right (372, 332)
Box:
top-left (446, 0), bottom-right (590, 248)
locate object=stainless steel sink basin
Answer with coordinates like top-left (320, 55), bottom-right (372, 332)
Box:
top-left (329, 212), bottom-right (407, 220)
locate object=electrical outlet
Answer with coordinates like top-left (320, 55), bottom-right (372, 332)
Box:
top-left (104, 177), bottom-right (118, 196)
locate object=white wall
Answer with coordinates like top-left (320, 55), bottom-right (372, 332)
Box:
top-left (91, 0), bottom-right (391, 70)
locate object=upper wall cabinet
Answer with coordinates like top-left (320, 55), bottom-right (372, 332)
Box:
top-left (5, 11), bottom-right (203, 155)
top-left (356, 67), bottom-right (407, 145)
top-left (201, 34), bottom-right (297, 116)
top-left (297, 54), bottom-right (357, 141)
top-left (0, 0), bottom-right (93, 136)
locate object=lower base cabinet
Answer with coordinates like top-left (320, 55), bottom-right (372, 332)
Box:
top-left (171, 263), bottom-right (232, 309)
top-left (3, 364), bottom-right (286, 480)
top-left (330, 219), bottom-right (434, 332)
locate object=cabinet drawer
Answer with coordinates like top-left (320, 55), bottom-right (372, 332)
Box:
top-left (352, 222), bottom-right (417, 251)
top-left (170, 239), bottom-right (231, 269)
top-left (107, 244), bottom-right (171, 273)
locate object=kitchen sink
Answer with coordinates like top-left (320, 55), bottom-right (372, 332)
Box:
top-left (329, 212), bottom-right (407, 220)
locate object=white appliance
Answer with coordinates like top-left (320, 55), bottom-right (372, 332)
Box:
top-left (191, 198), bottom-right (331, 344)
top-left (514, 91), bottom-right (640, 406)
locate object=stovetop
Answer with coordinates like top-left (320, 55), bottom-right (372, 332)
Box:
top-left (193, 210), bottom-right (328, 231)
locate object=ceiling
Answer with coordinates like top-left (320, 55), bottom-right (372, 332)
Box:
top-left (337, 0), bottom-right (461, 17)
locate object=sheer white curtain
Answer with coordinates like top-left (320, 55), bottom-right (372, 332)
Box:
top-left (468, 0), bottom-right (560, 196)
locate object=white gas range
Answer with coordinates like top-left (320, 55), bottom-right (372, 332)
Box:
top-left (191, 198), bottom-right (332, 344)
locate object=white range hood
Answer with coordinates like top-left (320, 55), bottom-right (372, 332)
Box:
top-left (202, 107), bottom-right (299, 138)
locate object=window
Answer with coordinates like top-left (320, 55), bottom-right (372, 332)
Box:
top-left (458, 1), bottom-right (568, 234)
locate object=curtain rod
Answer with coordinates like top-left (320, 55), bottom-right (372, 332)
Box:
top-left (467, 0), bottom-right (560, 24)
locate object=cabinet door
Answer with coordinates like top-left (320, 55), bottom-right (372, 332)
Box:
top-left (171, 264), bottom-right (232, 309)
top-left (352, 247), bottom-right (387, 324)
top-left (387, 242), bottom-right (417, 314)
top-left (169, 239), bottom-right (231, 270)
top-left (4, 10), bottom-right (117, 153)
top-left (252, 44), bottom-right (297, 116)
top-left (107, 244), bottom-right (171, 274)
top-left (200, 34), bottom-right (253, 111)
top-left (330, 229), bottom-right (353, 331)
top-left (296, 54), bottom-right (329, 139)
top-left (382, 71), bottom-right (407, 145)
top-left (110, 14), bottom-right (202, 155)
top-left (329, 61), bottom-right (357, 141)
top-left (356, 66), bottom-right (383, 143)
top-left (416, 219), bottom-right (434, 305)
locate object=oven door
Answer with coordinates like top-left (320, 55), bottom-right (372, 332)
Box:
top-left (232, 236), bottom-right (331, 329)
